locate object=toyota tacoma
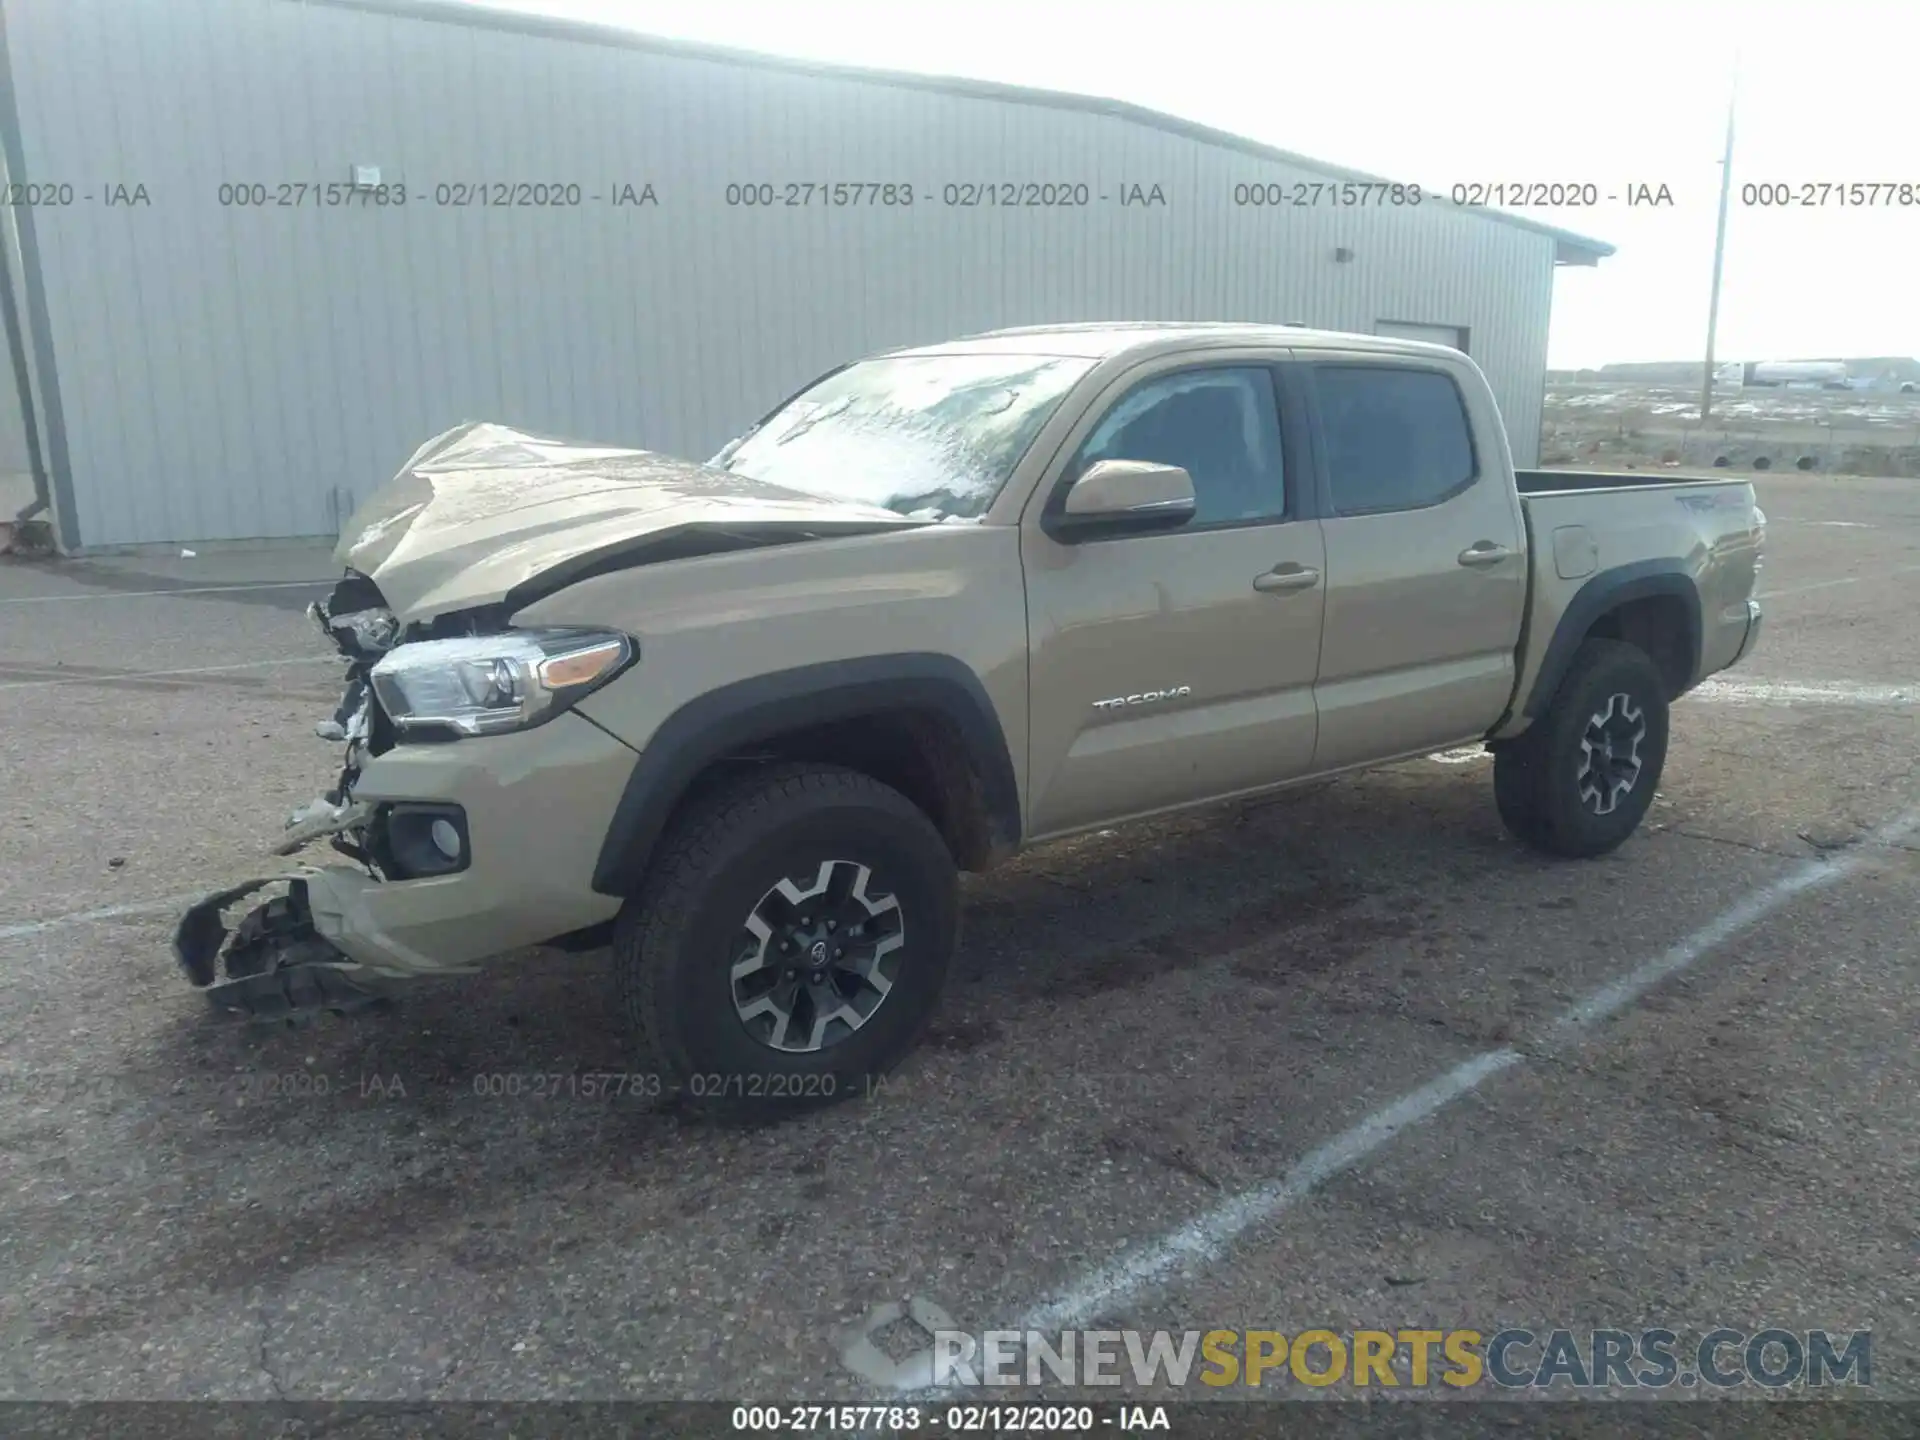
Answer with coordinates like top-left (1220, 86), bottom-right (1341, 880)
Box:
top-left (173, 323), bottom-right (1766, 1107)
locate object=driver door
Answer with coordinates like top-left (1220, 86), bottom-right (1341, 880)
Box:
top-left (1020, 360), bottom-right (1326, 839)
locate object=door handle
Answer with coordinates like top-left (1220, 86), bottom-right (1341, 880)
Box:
top-left (1253, 563), bottom-right (1321, 593)
top-left (1458, 542), bottom-right (1514, 567)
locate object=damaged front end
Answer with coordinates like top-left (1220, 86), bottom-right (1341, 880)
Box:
top-left (173, 877), bottom-right (388, 1022)
top-left (175, 422), bottom-right (904, 1021)
top-left (172, 574), bottom-right (417, 1023)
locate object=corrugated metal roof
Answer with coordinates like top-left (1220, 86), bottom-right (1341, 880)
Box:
top-left (295, 0), bottom-right (1615, 265)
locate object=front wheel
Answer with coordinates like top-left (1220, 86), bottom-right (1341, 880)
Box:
top-left (613, 763), bottom-right (958, 1113)
top-left (1493, 638), bottom-right (1671, 858)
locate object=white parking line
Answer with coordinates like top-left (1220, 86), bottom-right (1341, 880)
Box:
top-left (1547, 849), bottom-right (1863, 1036)
top-left (1758, 560), bottom-right (1920, 600)
top-left (1019, 1048), bottom-right (1525, 1337)
top-left (0, 580), bottom-right (332, 604)
top-left (0, 655), bottom-right (334, 691)
top-left (1428, 746), bottom-right (1491, 765)
top-left (0, 892), bottom-right (207, 941)
top-left (1691, 678), bottom-right (1915, 706)
top-left (865, 802), bottom-right (1920, 1393)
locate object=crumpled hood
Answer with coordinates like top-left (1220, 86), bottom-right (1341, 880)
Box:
top-left (334, 421), bottom-right (928, 621)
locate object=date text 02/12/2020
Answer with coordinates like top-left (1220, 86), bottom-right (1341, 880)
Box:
top-left (729, 1405), bottom-right (1170, 1432)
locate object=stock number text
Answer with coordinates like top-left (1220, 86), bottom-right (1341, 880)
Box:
top-left (1741, 182), bottom-right (1920, 207)
top-left (1234, 181), bottom-right (1422, 207)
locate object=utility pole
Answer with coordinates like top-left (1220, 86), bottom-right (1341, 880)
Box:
top-left (1701, 64), bottom-right (1738, 421)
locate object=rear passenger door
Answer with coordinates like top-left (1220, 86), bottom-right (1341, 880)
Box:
top-left (1305, 356), bottom-right (1527, 770)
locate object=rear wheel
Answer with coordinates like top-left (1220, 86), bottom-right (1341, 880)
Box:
top-left (614, 763), bottom-right (958, 1113)
top-left (1493, 639), bottom-right (1670, 858)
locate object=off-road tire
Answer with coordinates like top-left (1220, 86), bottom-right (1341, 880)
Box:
top-left (1493, 638), bottom-right (1670, 859)
top-left (613, 762), bottom-right (958, 1114)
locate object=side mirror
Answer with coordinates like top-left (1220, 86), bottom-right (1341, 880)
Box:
top-left (1049, 459), bottom-right (1197, 541)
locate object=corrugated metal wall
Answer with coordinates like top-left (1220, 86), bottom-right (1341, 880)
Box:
top-left (0, 192), bottom-right (39, 514)
top-left (4, 0), bottom-right (1555, 549)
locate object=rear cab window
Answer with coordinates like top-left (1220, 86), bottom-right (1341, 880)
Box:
top-left (1311, 365), bottom-right (1479, 515)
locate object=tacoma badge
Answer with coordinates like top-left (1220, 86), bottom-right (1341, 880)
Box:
top-left (1093, 685), bottom-right (1193, 712)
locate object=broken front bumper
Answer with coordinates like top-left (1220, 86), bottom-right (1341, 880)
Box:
top-left (172, 875), bottom-right (389, 1021)
top-left (175, 710), bottom-right (636, 1010)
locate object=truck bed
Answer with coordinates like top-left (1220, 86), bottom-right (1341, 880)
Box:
top-left (1497, 468), bottom-right (1765, 741)
top-left (1514, 468), bottom-right (1754, 495)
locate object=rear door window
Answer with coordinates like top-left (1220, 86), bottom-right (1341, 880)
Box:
top-left (1313, 366), bottom-right (1478, 515)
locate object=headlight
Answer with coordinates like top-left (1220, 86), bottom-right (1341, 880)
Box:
top-left (369, 629), bottom-right (633, 738)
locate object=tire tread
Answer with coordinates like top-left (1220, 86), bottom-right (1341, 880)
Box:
top-left (613, 762), bottom-right (950, 1105)
top-left (1494, 638), bottom-right (1669, 859)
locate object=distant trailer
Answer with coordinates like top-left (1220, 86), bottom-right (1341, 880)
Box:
top-left (1739, 361), bottom-right (1851, 389)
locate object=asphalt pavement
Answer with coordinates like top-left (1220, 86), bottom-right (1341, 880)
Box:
top-left (1, 473), bottom-right (1915, 1420)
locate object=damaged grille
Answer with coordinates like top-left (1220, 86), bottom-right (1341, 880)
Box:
top-left (309, 575), bottom-right (398, 760)
top-left (297, 572), bottom-right (517, 875)
top-left (309, 573), bottom-right (514, 762)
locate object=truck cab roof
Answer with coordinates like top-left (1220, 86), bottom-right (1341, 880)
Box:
top-left (882, 321), bottom-right (1465, 363)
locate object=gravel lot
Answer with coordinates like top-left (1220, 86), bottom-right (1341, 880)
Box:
top-left (2, 473), bottom-right (1916, 1419)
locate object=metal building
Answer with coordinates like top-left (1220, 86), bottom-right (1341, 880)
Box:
top-left (0, 0), bottom-right (1611, 552)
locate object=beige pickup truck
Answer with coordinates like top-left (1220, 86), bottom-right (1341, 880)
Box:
top-left (174, 323), bottom-right (1765, 1108)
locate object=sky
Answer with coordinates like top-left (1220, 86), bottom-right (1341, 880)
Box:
top-left (460, 0), bottom-right (1917, 368)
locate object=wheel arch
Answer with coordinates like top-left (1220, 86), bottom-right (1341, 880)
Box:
top-left (1521, 561), bottom-right (1701, 720)
top-left (591, 654), bottom-right (1021, 895)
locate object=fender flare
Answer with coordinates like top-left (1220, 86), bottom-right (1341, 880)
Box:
top-left (590, 653), bottom-right (1021, 895)
top-left (1520, 561), bottom-right (1702, 719)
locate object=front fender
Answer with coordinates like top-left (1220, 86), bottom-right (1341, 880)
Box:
top-left (588, 653), bottom-right (1022, 895)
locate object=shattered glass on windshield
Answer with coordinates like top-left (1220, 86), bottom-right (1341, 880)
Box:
top-left (713, 353), bottom-right (1097, 520)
